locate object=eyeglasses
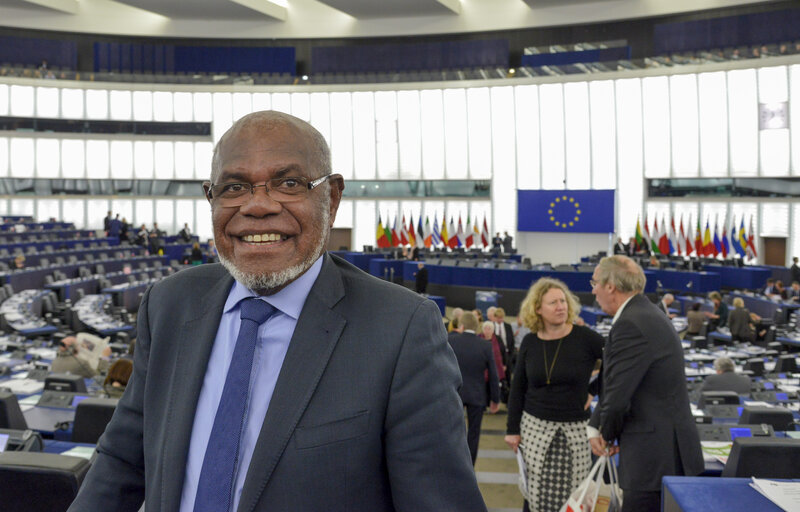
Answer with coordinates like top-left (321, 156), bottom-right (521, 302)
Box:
top-left (589, 279), bottom-right (599, 288)
top-left (204, 174), bottom-right (337, 207)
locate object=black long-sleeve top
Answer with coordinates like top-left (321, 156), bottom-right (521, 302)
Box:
top-left (506, 324), bottom-right (604, 434)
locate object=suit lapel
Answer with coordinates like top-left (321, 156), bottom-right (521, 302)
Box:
top-left (161, 268), bottom-right (234, 512)
top-left (238, 255), bottom-right (347, 512)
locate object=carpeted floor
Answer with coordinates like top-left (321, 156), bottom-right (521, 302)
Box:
top-left (474, 406), bottom-right (526, 512)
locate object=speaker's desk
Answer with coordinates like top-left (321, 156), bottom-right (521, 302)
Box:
top-left (662, 476), bottom-right (790, 511)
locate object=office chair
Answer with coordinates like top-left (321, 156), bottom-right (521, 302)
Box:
top-left (0, 452), bottom-right (90, 512)
top-left (0, 391), bottom-right (27, 430)
top-left (743, 358), bottom-right (765, 377)
top-left (698, 390), bottom-right (740, 408)
top-left (773, 354), bottom-right (798, 374)
top-left (71, 397), bottom-right (119, 444)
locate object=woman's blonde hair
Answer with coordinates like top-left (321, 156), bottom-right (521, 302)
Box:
top-left (518, 277), bottom-right (581, 333)
top-left (732, 297), bottom-right (745, 308)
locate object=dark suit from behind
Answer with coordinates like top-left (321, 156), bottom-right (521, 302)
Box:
top-left (728, 307), bottom-right (755, 342)
top-left (589, 294), bottom-right (703, 496)
top-left (69, 255), bottom-right (486, 511)
top-left (449, 331), bottom-right (500, 464)
top-left (700, 371), bottom-right (752, 395)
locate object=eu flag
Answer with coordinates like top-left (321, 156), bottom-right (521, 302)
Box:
top-left (517, 190), bottom-right (615, 233)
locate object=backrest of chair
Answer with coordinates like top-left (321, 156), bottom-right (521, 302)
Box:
top-left (0, 390), bottom-right (27, 430)
top-left (71, 397), bottom-right (119, 444)
top-left (738, 406), bottom-right (795, 431)
top-left (0, 452), bottom-right (90, 512)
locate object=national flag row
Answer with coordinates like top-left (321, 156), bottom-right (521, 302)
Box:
top-left (634, 214), bottom-right (758, 259)
top-left (376, 213), bottom-right (491, 250)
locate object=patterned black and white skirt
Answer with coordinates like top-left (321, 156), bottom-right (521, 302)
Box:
top-left (519, 412), bottom-right (592, 512)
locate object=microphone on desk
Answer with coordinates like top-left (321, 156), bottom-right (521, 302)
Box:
top-left (687, 281), bottom-right (693, 289)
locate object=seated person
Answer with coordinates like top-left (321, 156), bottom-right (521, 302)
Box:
top-left (788, 281), bottom-right (800, 302)
top-left (762, 278), bottom-right (776, 297)
top-left (13, 254), bottom-right (25, 269)
top-left (704, 291), bottom-right (729, 331)
top-left (686, 302), bottom-right (706, 335)
top-left (700, 356), bottom-right (752, 395)
top-left (773, 280), bottom-right (788, 301)
top-left (51, 335), bottom-right (111, 378)
top-left (103, 358), bottom-right (133, 398)
top-left (728, 297), bottom-right (760, 343)
top-left (659, 293), bottom-right (677, 318)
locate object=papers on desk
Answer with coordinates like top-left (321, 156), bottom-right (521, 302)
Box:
top-left (749, 478), bottom-right (800, 512)
top-left (27, 347), bottom-right (57, 360)
top-left (0, 378), bottom-right (44, 395)
top-left (60, 446), bottom-right (95, 460)
top-left (700, 441), bottom-right (731, 464)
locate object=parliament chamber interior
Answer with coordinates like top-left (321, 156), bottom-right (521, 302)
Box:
top-left (1, 0), bottom-right (800, 511)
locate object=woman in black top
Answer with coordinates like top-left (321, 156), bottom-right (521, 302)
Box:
top-left (505, 277), bottom-right (604, 512)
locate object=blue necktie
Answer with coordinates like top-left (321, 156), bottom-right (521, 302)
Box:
top-left (194, 298), bottom-right (275, 512)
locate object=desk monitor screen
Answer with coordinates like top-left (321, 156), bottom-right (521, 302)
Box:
top-left (0, 433), bottom-right (8, 452)
top-left (71, 395), bottom-right (89, 408)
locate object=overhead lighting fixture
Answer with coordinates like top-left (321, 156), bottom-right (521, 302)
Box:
top-left (227, 0), bottom-right (288, 21)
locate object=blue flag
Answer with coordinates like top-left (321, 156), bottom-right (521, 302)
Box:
top-left (517, 190), bottom-right (615, 233)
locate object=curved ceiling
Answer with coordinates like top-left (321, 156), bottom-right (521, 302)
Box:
top-left (0, 0), bottom-right (781, 39)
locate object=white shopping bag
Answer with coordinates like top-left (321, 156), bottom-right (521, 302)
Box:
top-left (560, 455), bottom-right (606, 512)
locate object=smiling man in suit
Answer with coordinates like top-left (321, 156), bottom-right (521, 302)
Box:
top-left (588, 255), bottom-right (703, 512)
top-left (69, 111), bottom-right (486, 512)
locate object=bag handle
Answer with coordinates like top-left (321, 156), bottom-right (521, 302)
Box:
top-left (572, 455), bottom-right (607, 507)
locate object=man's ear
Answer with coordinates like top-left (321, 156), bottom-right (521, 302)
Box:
top-left (327, 176), bottom-right (345, 227)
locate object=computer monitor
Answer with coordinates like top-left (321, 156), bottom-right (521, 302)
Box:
top-left (0, 391), bottom-right (27, 430)
top-left (721, 437), bottom-right (800, 478)
top-left (738, 406), bottom-right (795, 431)
top-left (0, 433), bottom-right (8, 452)
top-left (773, 355), bottom-right (798, 374)
top-left (43, 374), bottom-right (87, 393)
top-left (743, 358), bottom-right (765, 377)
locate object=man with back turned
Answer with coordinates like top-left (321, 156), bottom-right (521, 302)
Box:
top-left (69, 111), bottom-right (486, 512)
top-left (589, 255), bottom-right (703, 512)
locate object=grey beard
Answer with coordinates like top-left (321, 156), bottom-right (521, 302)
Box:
top-left (217, 210), bottom-right (330, 295)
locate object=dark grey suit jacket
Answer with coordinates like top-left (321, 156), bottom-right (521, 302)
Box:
top-left (448, 331), bottom-right (499, 406)
top-left (69, 254), bottom-right (486, 511)
top-left (700, 371), bottom-right (752, 395)
top-left (589, 294), bottom-right (703, 492)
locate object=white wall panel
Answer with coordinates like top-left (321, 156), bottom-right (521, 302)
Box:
top-left (761, 202), bottom-right (789, 237)
top-left (352, 92), bottom-right (376, 180)
top-left (290, 93), bottom-right (310, 121)
top-left (135, 199), bottom-right (154, 228)
top-left (36, 199), bottom-right (60, 223)
top-left (155, 199), bottom-right (175, 235)
top-left (615, 78), bottom-right (644, 240)
top-left (174, 141), bottom-right (195, 180)
top-left (85, 89), bottom-right (108, 119)
top-left (86, 199), bottom-right (110, 230)
top-left (397, 90), bottom-right (422, 179)
top-left (10, 86), bottom-right (34, 117)
top-left (61, 89), bottom-right (83, 119)
top-left (271, 93), bottom-right (291, 114)
top-left (758, 66), bottom-right (790, 176)
top-left (154, 141), bottom-right (174, 179)
top-left (420, 89), bottom-right (445, 180)
top-left (212, 93), bottom-right (233, 145)
top-left (109, 90), bottom-right (132, 120)
top-left (698, 72), bottom-right (729, 177)
top-left (467, 87), bottom-right (492, 179)
top-left (173, 92), bottom-right (194, 122)
top-left (515, 85), bottom-right (540, 189)
top-left (133, 140), bottom-right (154, 179)
top-left (133, 91), bottom-right (153, 121)
top-left (443, 88), bottom-right (468, 179)
top-left (670, 74), bottom-right (700, 177)
top-left (0, 138), bottom-right (6, 177)
top-left (728, 69), bottom-right (759, 176)
top-left (194, 142), bottom-right (213, 180)
top-left (193, 92), bottom-right (213, 122)
top-left (86, 140), bottom-right (110, 178)
top-left (61, 139), bottom-right (84, 179)
top-left (36, 139), bottom-right (60, 178)
top-left (332, 199), bottom-right (353, 229)
top-left (10, 138), bottom-right (34, 178)
top-left (110, 140), bottom-right (134, 179)
top-left (36, 87), bottom-right (59, 118)
top-left (252, 93), bottom-right (271, 112)
top-left (642, 76), bottom-right (670, 178)
top-left (375, 91), bottom-right (398, 179)
top-left (792, 65), bottom-right (800, 175)
top-left (0, 84), bottom-right (7, 115)
top-left (564, 81), bottom-right (590, 189)
top-left (490, 86), bottom-right (516, 235)
top-left (232, 92), bottom-right (252, 122)
top-left (330, 92), bottom-right (354, 180)
top-left (589, 80), bottom-right (616, 189)
top-left (539, 83), bottom-right (565, 189)
top-left (152, 92), bottom-right (173, 122)
top-left (195, 199), bottom-right (212, 242)
top-left (309, 92), bottom-right (331, 152)
top-left (61, 199), bottom-right (84, 229)
top-left (354, 201), bottom-right (377, 251)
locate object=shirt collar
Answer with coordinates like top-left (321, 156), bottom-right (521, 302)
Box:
top-left (611, 294), bottom-right (637, 325)
top-left (223, 255), bottom-right (324, 320)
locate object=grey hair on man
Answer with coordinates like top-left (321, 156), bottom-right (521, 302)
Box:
top-left (594, 255), bottom-right (647, 293)
top-left (713, 356), bottom-right (736, 373)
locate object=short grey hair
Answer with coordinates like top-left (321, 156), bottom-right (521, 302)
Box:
top-left (713, 356), bottom-right (736, 373)
top-left (594, 255), bottom-right (646, 293)
top-left (210, 110), bottom-right (331, 183)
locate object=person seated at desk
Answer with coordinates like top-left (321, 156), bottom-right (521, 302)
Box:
top-left (103, 358), bottom-right (133, 398)
top-left (659, 293), bottom-right (677, 318)
top-left (704, 291), bottom-right (728, 331)
top-left (762, 278), bottom-right (776, 297)
top-left (773, 280), bottom-right (788, 301)
top-left (787, 281), bottom-right (800, 302)
top-left (700, 356), bottom-right (752, 395)
top-left (51, 335), bottom-right (111, 378)
top-left (728, 297), bottom-right (761, 343)
top-left (13, 254), bottom-right (24, 269)
top-left (190, 242), bottom-right (203, 266)
top-left (686, 303), bottom-right (705, 336)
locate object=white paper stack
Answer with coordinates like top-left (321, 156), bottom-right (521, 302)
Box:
top-left (750, 477), bottom-right (800, 511)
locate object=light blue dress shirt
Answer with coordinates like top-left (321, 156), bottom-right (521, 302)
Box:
top-left (179, 257), bottom-right (323, 512)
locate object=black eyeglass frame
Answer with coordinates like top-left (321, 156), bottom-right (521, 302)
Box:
top-left (203, 173), bottom-right (338, 206)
